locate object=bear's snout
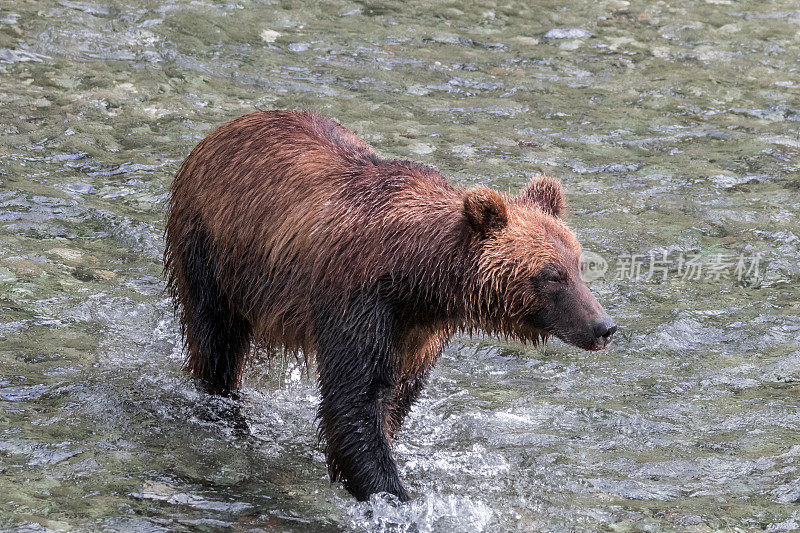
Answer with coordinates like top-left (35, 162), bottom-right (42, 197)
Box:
top-left (592, 317), bottom-right (617, 348)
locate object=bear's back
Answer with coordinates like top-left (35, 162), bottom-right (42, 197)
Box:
top-left (172, 111), bottom-right (451, 251)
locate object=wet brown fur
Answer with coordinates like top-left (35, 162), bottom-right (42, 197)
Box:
top-left (164, 110), bottom-right (583, 500)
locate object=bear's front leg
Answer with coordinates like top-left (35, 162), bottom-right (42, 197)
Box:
top-left (314, 293), bottom-right (410, 502)
top-left (384, 372), bottom-right (428, 442)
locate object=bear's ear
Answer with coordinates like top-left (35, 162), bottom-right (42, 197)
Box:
top-left (463, 187), bottom-right (509, 237)
top-left (518, 175), bottom-right (566, 217)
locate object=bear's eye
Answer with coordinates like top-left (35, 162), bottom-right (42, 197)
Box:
top-left (536, 269), bottom-right (565, 285)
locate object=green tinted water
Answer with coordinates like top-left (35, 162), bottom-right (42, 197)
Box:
top-left (1, 1), bottom-right (799, 531)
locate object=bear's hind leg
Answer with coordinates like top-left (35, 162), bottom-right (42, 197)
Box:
top-left (177, 228), bottom-right (253, 394)
top-left (185, 300), bottom-right (252, 394)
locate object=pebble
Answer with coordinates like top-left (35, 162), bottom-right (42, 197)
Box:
top-left (514, 36), bottom-right (540, 46)
top-left (410, 142), bottom-right (434, 155)
top-left (544, 28), bottom-right (592, 39)
top-left (49, 248), bottom-right (82, 263)
top-left (260, 29), bottom-right (281, 43)
top-left (93, 269), bottom-right (116, 280)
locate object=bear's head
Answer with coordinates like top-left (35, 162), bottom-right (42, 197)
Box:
top-left (463, 175), bottom-right (616, 351)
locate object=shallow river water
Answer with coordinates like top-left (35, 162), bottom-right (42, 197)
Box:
top-left (1, 0), bottom-right (799, 531)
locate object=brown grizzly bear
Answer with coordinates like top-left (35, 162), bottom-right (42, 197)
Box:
top-left (164, 110), bottom-right (616, 501)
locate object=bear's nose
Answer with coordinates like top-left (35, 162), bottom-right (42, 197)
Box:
top-left (593, 318), bottom-right (617, 341)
